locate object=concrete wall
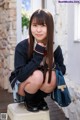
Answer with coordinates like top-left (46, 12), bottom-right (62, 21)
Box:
top-left (46, 0), bottom-right (68, 69)
top-left (47, 1), bottom-right (80, 83)
top-left (67, 4), bottom-right (80, 83)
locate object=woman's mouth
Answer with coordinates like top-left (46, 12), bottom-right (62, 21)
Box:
top-left (36, 34), bottom-right (42, 37)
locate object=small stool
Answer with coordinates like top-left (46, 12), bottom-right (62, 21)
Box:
top-left (7, 103), bottom-right (50, 120)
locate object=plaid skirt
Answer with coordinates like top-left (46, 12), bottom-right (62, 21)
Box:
top-left (13, 80), bottom-right (25, 102)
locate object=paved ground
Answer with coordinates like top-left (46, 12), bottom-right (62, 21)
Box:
top-left (0, 87), bottom-right (14, 113)
top-left (0, 87), bottom-right (67, 120)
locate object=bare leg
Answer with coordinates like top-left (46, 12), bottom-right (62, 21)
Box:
top-left (18, 70), bottom-right (44, 96)
top-left (40, 71), bottom-right (56, 93)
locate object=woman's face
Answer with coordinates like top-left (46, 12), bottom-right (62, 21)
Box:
top-left (31, 18), bottom-right (47, 44)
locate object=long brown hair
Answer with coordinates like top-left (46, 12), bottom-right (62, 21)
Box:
top-left (28, 9), bottom-right (54, 83)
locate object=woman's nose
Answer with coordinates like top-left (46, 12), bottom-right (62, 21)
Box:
top-left (36, 26), bottom-right (41, 32)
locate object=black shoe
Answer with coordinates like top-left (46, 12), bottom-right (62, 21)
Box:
top-left (38, 99), bottom-right (49, 111)
top-left (24, 91), bottom-right (39, 112)
top-left (24, 101), bottom-right (39, 112)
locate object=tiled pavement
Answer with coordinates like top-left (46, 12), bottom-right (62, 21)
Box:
top-left (0, 87), bottom-right (67, 120)
top-left (0, 87), bottom-right (14, 113)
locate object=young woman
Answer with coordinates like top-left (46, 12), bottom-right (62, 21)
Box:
top-left (10, 9), bottom-right (66, 112)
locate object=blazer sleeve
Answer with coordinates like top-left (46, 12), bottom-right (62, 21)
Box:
top-left (54, 46), bottom-right (66, 75)
top-left (14, 43), bottom-right (45, 82)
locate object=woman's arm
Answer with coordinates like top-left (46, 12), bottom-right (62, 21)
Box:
top-left (14, 42), bottom-right (45, 82)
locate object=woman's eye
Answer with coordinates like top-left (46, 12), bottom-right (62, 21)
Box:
top-left (32, 24), bottom-right (37, 27)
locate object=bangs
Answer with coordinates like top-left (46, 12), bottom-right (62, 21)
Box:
top-left (32, 14), bottom-right (47, 25)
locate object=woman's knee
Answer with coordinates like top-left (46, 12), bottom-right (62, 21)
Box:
top-left (25, 70), bottom-right (44, 88)
top-left (24, 70), bottom-right (44, 93)
top-left (32, 70), bottom-right (44, 86)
